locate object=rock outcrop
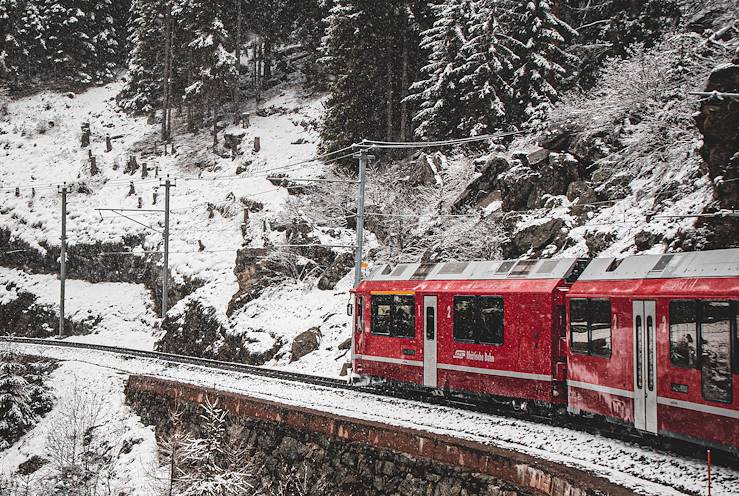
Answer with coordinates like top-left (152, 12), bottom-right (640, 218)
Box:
top-left (694, 48), bottom-right (739, 210)
top-left (290, 327), bottom-right (322, 362)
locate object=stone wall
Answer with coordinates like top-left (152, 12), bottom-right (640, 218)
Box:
top-left (127, 388), bottom-right (528, 496)
top-left (125, 376), bottom-right (629, 496)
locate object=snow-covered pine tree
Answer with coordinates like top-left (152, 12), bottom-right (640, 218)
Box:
top-left (40, 0), bottom-right (121, 84)
top-left (0, 352), bottom-right (36, 450)
top-left (118, 0), bottom-right (165, 113)
top-left (458, 0), bottom-right (518, 136)
top-left (178, 397), bottom-right (252, 496)
top-left (406, 0), bottom-right (477, 140)
top-left (511, 0), bottom-right (578, 129)
top-left (0, 0), bottom-right (46, 88)
top-left (177, 0), bottom-right (237, 138)
top-left (319, 0), bottom-right (431, 154)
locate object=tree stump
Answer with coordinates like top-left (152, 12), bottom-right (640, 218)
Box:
top-left (81, 123), bottom-right (91, 148)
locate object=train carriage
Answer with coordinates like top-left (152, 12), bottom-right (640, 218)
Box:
top-left (565, 249), bottom-right (739, 453)
top-left (352, 258), bottom-right (584, 407)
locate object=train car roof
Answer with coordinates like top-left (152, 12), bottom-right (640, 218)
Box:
top-left (366, 258), bottom-right (582, 282)
top-left (577, 248), bottom-right (739, 281)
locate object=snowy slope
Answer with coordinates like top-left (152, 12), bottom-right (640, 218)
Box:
top-left (1, 76), bottom-right (357, 373)
top-left (0, 267), bottom-right (157, 349)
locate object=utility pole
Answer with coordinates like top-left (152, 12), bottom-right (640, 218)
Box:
top-left (161, 175), bottom-right (175, 319)
top-left (58, 183), bottom-right (69, 338)
top-left (353, 147), bottom-right (372, 288)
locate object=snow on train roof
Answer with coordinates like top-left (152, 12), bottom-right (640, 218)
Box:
top-left (578, 248), bottom-right (739, 281)
top-left (367, 258), bottom-right (581, 281)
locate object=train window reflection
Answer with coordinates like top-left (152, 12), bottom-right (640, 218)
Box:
top-left (478, 297), bottom-right (504, 345)
top-left (569, 298), bottom-right (611, 357)
top-left (700, 301), bottom-right (732, 404)
top-left (453, 297), bottom-right (477, 342)
top-left (371, 295), bottom-right (416, 338)
top-left (591, 300), bottom-right (612, 358)
top-left (569, 299), bottom-right (590, 355)
top-left (669, 300), bottom-right (698, 368)
top-left (453, 296), bottom-right (504, 345)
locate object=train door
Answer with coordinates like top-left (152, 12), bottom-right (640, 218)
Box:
top-left (633, 300), bottom-right (658, 433)
top-left (423, 296), bottom-right (438, 388)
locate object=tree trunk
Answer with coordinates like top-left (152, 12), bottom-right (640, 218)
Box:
top-left (399, 2), bottom-right (410, 142)
top-left (264, 40), bottom-right (272, 81)
top-left (161, 3), bottom-right (172, 141)
top-left (233, 0), bottom-right (242, 123)
top-left (385, 50), bottom-right (394, 142)
top-left (212, 102), bottom-right (218, 150)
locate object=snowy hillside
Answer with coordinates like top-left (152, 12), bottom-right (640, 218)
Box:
top-left (0, 73), bottom-right (361, 376)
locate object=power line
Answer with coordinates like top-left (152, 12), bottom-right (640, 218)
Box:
top-left (0, 146), bottom-right (356, 195)
top-left (360, 130), bottom-right (524, 149)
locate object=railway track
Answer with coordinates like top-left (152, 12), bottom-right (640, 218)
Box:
top-left (4, 335), bottom-right (737, 468)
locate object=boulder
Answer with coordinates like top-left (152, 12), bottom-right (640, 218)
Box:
top-left (584, 230), bottom-right (616, 256)
top-left (599, 172), bottom-right (633, 201)
top-left (511, 218), bottom-right (565, 255)
top-left (634, 229), bottom-right (664, 252)
top-left (451, 156), bottom-right (509, 212)
top-left (566, 181), bottom-right (598, 204)
top-left (538, 122), bottom-right (579, 151)
top-left (499, 164), bottom-right (538, 211)
top-left (317, 252), bottom-right (354, 290)
top-left (291, 327), bottom-right (322, 361)
top-left (526, 147), bottom-right (550, 168)
top-left (223, 127), bottom-right (247, 152)
top-left (337, 337), bottom-right (352, 350)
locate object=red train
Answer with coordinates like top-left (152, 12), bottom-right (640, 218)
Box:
top-left (351, 249), bottom-right (739, 455)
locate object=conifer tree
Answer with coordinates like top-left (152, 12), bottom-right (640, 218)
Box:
top-left (0, 354), bottom-right (36, 450)
top-left (0, 0), bottom-right (45, 87)
top-left (119, 0), bottom-right (165, 112)
top-left (511, 0), bottom-right (578, 129)
top-left (319, 0), bottom-right (431, 153)
top-left (41, 0), bottom-right (121, 84)
top-left (406, 0), bottom-right (476, 140)
top-left (459, 0), bottom-right (517, 135)
top-left (178, 0), bottom-right (237, 138)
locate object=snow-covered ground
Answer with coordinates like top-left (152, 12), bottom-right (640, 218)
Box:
top-left (0, 360), bottom-right (160, 495)
top-left (1, 76), bottom-right (357, 376)
top-left (0, 266), bottom-right (158, 349)
top-left (6, 342), bottom-right (738, 496)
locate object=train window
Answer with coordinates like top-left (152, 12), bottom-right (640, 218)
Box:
top-left (590, 300), bottom-right (612, 358)
top-left (453, 296), bottom-right (504, 345)
top-left (371, 295), bottom-right (416, 338)
top-left (669, 300), bottom-right (698, 368)
top-left (700, 301), bottom-right (732, 404)
top-left (356, 297), bottom-right (364, 333)
top-left (478, 297), bottom-right (504, 345)
top-left (569, 299), bottom-right (611, 357)
top-left (569, 299), bottom-right (590, 355)
top-left (453, 297), bottom-right (477, 342)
